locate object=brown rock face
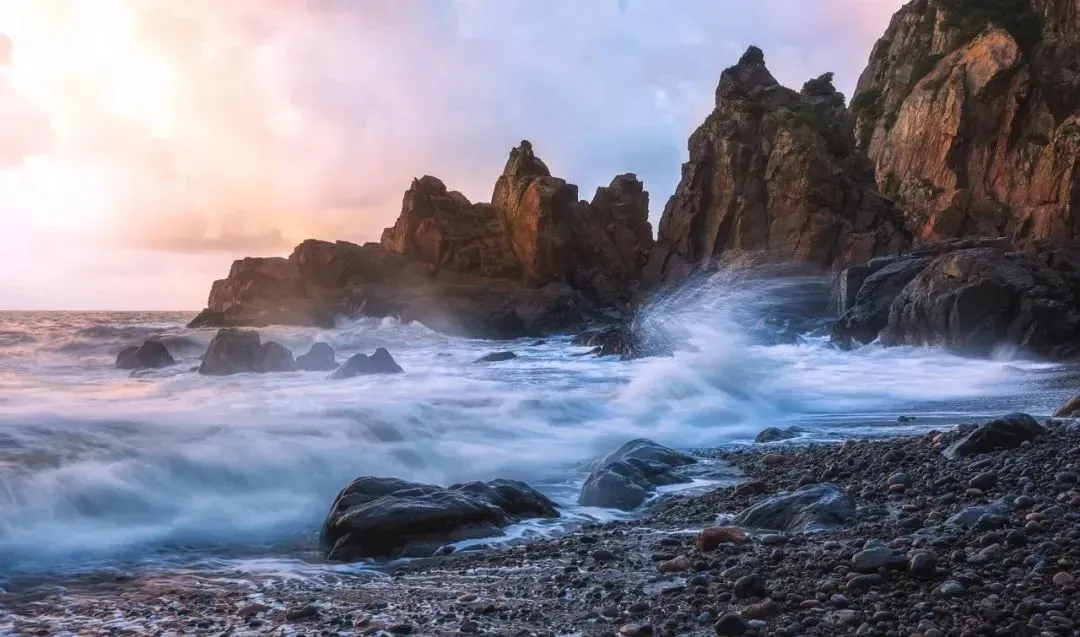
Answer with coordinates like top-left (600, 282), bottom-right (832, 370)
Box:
top-left (852, 0), bottom-right (1080, 244)
top-left (191, 142), bottom-right (653, 338)
top-left (645, 47), bottom-right (910, 284)
top-left (380, 176), bottom-right (520, 279)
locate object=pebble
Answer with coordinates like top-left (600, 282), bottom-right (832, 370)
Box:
top-left (284, 605), bottom-right (318, 621)
top-left (1053, 571), bottom-right (1074, 586)
top-left (657, 555), bottom-right (692, 573)
top-left (968, 471), bottom-right (997, 490)
top-left (696, 526), bottom-right (748, 551)
top-left (937, 580), bottom-right (965, 597)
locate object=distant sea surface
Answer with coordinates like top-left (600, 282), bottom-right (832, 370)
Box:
top-left (0, 274), bottom-right (1074, 589)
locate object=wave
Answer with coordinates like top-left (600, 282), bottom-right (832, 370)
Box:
top-left (0, 275), bottom-right (1072, 578)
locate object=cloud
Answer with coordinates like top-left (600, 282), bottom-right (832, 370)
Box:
top-left (0, 0), bottom-right (905, 309)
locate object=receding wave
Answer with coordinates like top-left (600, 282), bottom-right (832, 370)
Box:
top-left (0, 273), bottom-right (1071, 577)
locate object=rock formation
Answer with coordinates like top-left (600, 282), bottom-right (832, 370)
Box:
top-left (834, 238), bottom-right (1080, 357)
top-left (190, 142), bottom-right (653, 339)
top-left (644, 47), bottom-right (910, 284)
top-left (115, 341), bottom-right (175, 370)
top-left (198, 329), bottom-right (298, 376)
top-left (329, 348), bottom-right (404, 379)
top-left (852, 0), bottom-right (1080, 244)
top-left (320, 476), bottom-right (558, 560)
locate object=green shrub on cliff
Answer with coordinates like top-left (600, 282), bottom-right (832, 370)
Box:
top-left (941, 0), bottom-right (1044, 53)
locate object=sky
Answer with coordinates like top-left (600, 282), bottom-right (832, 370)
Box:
top-left (0, 0), bottom-right (905, 310)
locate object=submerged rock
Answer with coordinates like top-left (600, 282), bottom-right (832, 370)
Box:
top-left (943, 413), bottom-right (1044, 459)
top-left (754, 426), bottom-right (803, 444)
top-left (579, 439), bottom-right (697, 511)
top-left (320, 476), bottom-right (558, 560)
top-left (115, 341), bottom-right (175, 370)
top-left (198, 329), bottom-right (263, 376)
top-left (296, 342), bottom-right (338, 371)
top-left (475, 351), bottom-right (517, 363)
top-left (255, 341), bottom-right (296, 373)
top-left (732, 483), bottom-right (855, 532)
top-left (329, 348), bottom-right (404, 379)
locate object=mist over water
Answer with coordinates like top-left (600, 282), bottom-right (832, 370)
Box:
top-left (0, 271), bottom-right (1073, 583)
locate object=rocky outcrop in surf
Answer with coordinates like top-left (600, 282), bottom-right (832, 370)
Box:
top-left (115, 341), bottom-right (175, 370)
top-left (643, 47), bottom-right (911, 285)
top-left (189, 142), bottom-right (651, 339)
top-left (833, 238), bottom-right (1080, 357)
top-left (851, 0), bottom-right (1080, 244)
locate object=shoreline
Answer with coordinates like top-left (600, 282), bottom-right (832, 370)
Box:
top-left (4, 418), bottom-right (1079, 636)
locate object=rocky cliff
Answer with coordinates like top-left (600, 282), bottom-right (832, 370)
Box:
top-left (644, 47), bottom-right (910, 284)
top-left (190, 143), bottom-right (652, 338)
top-left (852, 0), bottom-right (1080, 244)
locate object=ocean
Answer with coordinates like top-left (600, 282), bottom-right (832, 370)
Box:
top-left (0, 272), bottom-right (1072, 591)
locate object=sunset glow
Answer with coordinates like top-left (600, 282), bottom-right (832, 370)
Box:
top-left (0, 0), bottom-right (903, 310)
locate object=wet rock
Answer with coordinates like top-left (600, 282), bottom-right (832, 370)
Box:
top-left (943, 413), bottom-right (1044, 459)
top-left (1052, 391), bottom-right (1080, 418)
top-left (474, 351), bottom-right (517, 363)
top-left (754, 426), bottom-right (803, 444)
top-left (321, 476), bottom-right (558, 560)
top-left (968, 471), bottom-right (998, 490)
top-left (285, 605), bottom-right (318, 621)
top-left (742, 599), bottom-right (781, 619)
top-left (696, 526), bottom-right (748, 551)
top-left (296, 342), bottom-right (337, 371)
top-left (657, 555), bottom-right (692, 573)
top-left (198, 329), bottom-right (263, 376)
top-left (946, 500), bottom-right (1012, 527)
top-left (578, 439), bottom-right (697, 510)
top-left (937, 580), bottom-right (965, 598)
top-left (329, 348), bottom-right (404, 379)
top-left (852, 545), bottom-right (907, 572)
top-left (908, 551), bottom-right (939, 578)
top-left (255, 341), bottom-right (296, 373)
top-left (732, 483), bottom-right (855, 532)
top-left (732, 574), bottom-right (768, 599)
top-left (115, 340), bottom-right (176, 370)
top-left (714, 613), bottom-right (749, 636)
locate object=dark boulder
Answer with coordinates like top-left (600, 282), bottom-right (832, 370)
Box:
top-left (255, 341), bottom-right (296, 373)
top-left (943, 413), bottom-right (1045, 460)
top-left (329, 348), bottom-right (404, 379)
top-left (115, 341), bottom-right (176, 370)
top-left (320, 476), bottom-right (558, 560)
top-left (296, 342), bottom-right (338, 371)
top-left (732, 483), bottom-right (855, 532)
top-left (474, 351), bottom-right (517, 363)
top-left (834, 239), bottom-right (1080, 357)
top-left (198, 329), bottom-right (262, 376)
top-left (754, 426), bottom-right (803, 444)
top-left (579, 439), bottom-right (697, 510)
top-left (451, 479), bottom-right (558, 518)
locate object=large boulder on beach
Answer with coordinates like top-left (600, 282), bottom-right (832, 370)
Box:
top-left (296, 342), bottom-right (338, 371)
top-left (198, 329), bottom-right (263, 375)
top-left (732, 483), bottom-right (855, 532)
top-left (943, 413), bottom-right (1045, 459)
top-left (329, 348), bottom-right (404, 379)
top-left (320, 476), bottom-right (559, 560)
top-left (115, 341), bottom-right (175, 370)
top-left (579, 439), bottom-right (697, 510)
